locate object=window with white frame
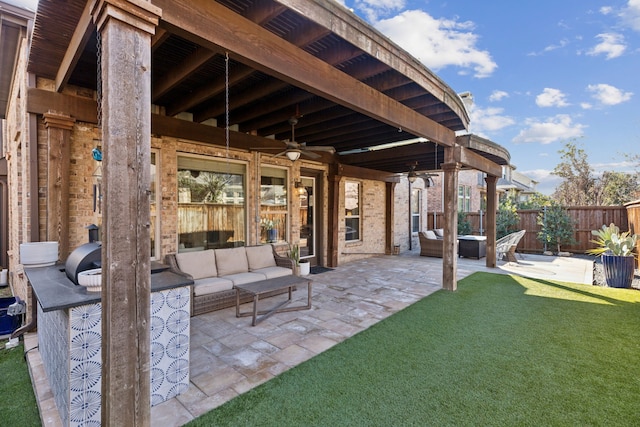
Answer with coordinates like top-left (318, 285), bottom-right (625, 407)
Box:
top-left (345, 181), bottom-right (360, 241)
top-left (458, 185), bottom-right (471, 212)
top-left (177, 155), bottom-right (246, 251)
top-left (411, 188), bottom-right (421, 233)
top-left (260, 166), bottom-right (288, 243)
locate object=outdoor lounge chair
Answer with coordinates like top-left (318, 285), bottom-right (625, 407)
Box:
top-left (419, 230), bottom-right (444, 258)
top-left (496, 230), bottom-right (526, 262)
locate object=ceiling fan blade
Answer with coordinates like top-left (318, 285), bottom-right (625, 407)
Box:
top-left (272, 150), bottom-right (288, 158)
top-left (300, 150), bottom-right (321, 159)
top-left (306, 146), bottom-right (336, 153)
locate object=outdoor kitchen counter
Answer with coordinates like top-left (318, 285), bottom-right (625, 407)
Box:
top-left (25, 262), bottom-right (192, 312)
top-left (25, 262), bottom-right (194, 427)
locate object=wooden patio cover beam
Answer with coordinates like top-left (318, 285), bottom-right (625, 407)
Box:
top-left (447, 145), bottom-right (503, 177)
top-left (152, 0), bottom-right (457, 147)
top-left (54, 0), bottom-right (94, 92)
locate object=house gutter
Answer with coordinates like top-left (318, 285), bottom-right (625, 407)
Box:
top-left (14, 73), bottom-right (41, 339)
top-left (28, 73), bottom-right (38, 242)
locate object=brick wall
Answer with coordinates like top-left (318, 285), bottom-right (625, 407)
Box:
top-left (339, 178), bottom-right (387, 263)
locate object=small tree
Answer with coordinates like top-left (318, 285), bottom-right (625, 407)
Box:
top-left (497, 197), bottom-right (520, 239)
top-left (537, 203), bottom-right (576, 253)
top-left (457, 211), bottom-right (472, 235)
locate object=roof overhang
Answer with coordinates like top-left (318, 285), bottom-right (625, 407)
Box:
top-left (24, 0), bottom-right (510, 175)
top-left (0, 1), bottom-right (33, 118)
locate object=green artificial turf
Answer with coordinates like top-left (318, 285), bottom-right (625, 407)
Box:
top-left (187, 272), bottom-right (640, 426)
top-left (0, 343), bottom-right (41, 426)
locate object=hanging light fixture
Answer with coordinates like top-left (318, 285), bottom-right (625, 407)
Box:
top-left (407, 163), bottom-right (418, 183)
top-left (286, 149), bottom-right (301, 161)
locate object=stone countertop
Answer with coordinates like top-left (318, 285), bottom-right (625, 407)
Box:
top-left (25, 262), bottom-right (193, 312)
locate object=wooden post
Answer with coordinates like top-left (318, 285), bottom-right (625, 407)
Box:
top-left (327, 163), bottom-right (341, 267)
top-left (485, 175), bottom-right (498, 268)
top-left (92, 1), bottom-right (161, 425)
top-left (442, 162), bottom-right (460, 291)
top-left (43, 111), bottom-right (75, 260)
top-left (385, 181), bottom-right (395, 254)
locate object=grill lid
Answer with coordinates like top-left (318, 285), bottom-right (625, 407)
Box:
top-left (65, 242), bottom-right (101, 285)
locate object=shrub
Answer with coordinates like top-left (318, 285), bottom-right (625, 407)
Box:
top-left (458, 212), bottom-right (472, 235)
top-left (497, 197), bottom-right (519, 239)
top-left (537, 203), bottom-right (576, 253)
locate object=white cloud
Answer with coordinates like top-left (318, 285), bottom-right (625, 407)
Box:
top-left (580, 102), bottom-right (593, 109)
top-left (621, 0), bottom-right (640, 31)
top-left (600, 6), bottom-right (613, 15)
top-left (467, 106), bottom-right (515, 134)
top-left (488, 90), bottom-right (509, 102)
top-left (587, 83), bottom-right (633, 105)
top-left (528, 39), bottom-right (570, 56)
top-left (536, 88), bottom-right (570, 108)
top-left (374, 10), bottom-right (497, 78)
top-left (355, 0), bottom-right (406, 21)
top-left (512, 114), bottom-right (586, 144)
top-left (586, 33), bottom-right (626, 59)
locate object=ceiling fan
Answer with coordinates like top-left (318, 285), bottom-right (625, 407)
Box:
top-left (406, 163), bottom-right (437, 187)
top-left (259, 117), bottom-right (336, 161)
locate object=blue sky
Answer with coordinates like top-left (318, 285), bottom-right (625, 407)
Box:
top-left (339, 0), bottom-right (640, 194)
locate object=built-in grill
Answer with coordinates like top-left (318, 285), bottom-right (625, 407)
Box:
top-left (65, 242), bottom-right (101, 285)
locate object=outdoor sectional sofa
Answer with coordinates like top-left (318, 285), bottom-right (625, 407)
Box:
top-left (165, 244), bottom-right (295, 316)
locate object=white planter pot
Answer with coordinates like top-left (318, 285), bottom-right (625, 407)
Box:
top-left (20, 241), bottom-right (59, 267)
top-left (77, 268), bottom-right (102, 292)
top-left (299, 260), bottom-right (310, 276)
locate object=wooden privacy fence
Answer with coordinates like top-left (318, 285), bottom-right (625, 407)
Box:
top-left (433, 206), bottom-right (630, 254)
top-left (625, 200), bottom-right (640, 268)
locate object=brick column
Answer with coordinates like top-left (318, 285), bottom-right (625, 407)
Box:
top-left (43, 111), bottom-right (75, 260)
top-left (92, 0), bottom-right (161, 425)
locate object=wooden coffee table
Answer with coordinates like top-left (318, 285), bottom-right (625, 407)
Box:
top-left (235, 275), bottom-right (312, 326)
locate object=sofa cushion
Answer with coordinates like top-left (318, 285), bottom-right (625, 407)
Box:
top-left (424, 230), bottom-right (438, 240)
top-left (433, 228), bottom-right (444, 238)
top-left (192, 277), bottom-right (234, 297)
top-left (252, 266), bottom-right (292, 279)
top-left (175, 249), bottom-right (217, 280)
top-left (245, 245), bottom-right (276, 271)
top-left (222, 272), bottom-right (267, 286)
top-left (215, 247), bottom-right (249, 276)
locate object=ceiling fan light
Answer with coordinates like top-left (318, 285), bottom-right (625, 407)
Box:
top-left (407, 170), bottom-right (417, 183)
top-left (286, 149), bottom-right (301, 161)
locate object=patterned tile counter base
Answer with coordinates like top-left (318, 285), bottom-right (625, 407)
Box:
top-left (38, 286), bottom-right (191, 426)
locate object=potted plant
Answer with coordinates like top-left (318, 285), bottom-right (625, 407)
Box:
top-left (288, 243), bottom-right (310, 276)
top-left (261, 218), bottom-right (279, 242)
top-left (587, 223), bottom-right (638, 288)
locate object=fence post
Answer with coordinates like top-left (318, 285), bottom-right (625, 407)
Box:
top-left (542, 205), bottom-right (547, 253)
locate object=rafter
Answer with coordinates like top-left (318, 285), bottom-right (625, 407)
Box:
top-left (154, 0), bottom-right (457, 146)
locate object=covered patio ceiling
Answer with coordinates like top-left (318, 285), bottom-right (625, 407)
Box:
top-left (26, 0), bottom-right (509, 175)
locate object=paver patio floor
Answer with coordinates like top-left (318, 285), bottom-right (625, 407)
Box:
top-left (24, 250), bottom-right (593, 426)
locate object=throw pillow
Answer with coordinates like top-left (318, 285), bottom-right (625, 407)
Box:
top-left (245, 245), bottom-right (277, 270)
top-left (175, 249), bottom-right (217, 279)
